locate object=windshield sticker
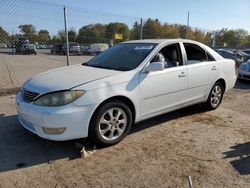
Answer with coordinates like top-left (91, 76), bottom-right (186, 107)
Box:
top-left (134, 46), bottom-right (153, 50)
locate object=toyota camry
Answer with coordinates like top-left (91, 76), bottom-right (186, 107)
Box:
top-left (16, 39), bottom-right (237, 146)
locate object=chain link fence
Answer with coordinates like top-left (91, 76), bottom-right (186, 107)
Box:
top-left (0, 0), bottom-right (249, 94)
top-left (0, 0), bottom-right (143, 93)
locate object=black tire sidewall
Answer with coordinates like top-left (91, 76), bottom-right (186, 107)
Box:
top-left (89, 101), bottom-right (133, 146)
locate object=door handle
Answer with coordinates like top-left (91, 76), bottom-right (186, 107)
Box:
top-left (211, 66), bottom-right (217, 71)
top-left (178, 72), bottom-right (187, 78)
top-left (178, 75), bottom-right (186, 78)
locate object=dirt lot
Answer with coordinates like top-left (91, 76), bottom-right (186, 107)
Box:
top-left (0, 49), bottom-right (93, 91)
top-left (0, 81), bottom-right (249, 188)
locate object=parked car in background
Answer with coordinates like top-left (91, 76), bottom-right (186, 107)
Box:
top-left (0, 43), bottom-right (8, 48)
top-left (22, 44), bottom-right (37, 55)
top-left (14, 38), bottom-right (29, 54)
top-left (12, 38), bottom-right (37, 55)
top-left (51, 44), bottom-right (64, 54)
top-left (46, 45), bottom-right (53, 49)
top-left (67, 42), bottom-right (81, 55)
top-left (215, 49), bottom-right (236, 60)
top-left (241, 49), bottom-right (250, 55)
top-left (215, 49), bottom-right (243, 66)
top-left (51, 43), bottom-right (81, 55)
top-left (36, 44), bottom-right (47, 49)
top-left (89, 43), bottom-right (109, 55)
top-left (237, 50), bottom-right (250, 64)
top-left (80, 45), bottom-right (90, 55)
top-left (238, 59), bottom-right (250, 81)
top-left (16, 39), bottom-right (236, 146)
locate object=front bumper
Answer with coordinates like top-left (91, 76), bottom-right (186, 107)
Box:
top-left (238, 70), bottom-right (250, 81)
top-left (16, 92), bottom-right (96, 141)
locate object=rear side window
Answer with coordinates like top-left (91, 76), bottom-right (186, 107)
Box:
top-left (184, 43), bottom-right (214, 64)
top-left (206, 52), bottom-right (215, 61)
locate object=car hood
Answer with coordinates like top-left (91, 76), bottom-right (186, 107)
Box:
top-left (24, 64), bottom-right (120, 94)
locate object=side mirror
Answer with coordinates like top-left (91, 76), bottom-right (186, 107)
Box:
top-left (143, 62), bottom-right (164, 73)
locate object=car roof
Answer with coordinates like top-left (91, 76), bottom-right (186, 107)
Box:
top-left (124, 38), bottom-right (224, 61)
top-left (123, 39), bottom-right (202, 45)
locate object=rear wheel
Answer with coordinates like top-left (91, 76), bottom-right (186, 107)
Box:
top-left (89, 100), bottom-right (132, 146)
top-left (205, 82), bottom-right (224, 110)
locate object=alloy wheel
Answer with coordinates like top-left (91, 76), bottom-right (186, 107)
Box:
top-left (210, 85), bottom-right (222, 108)
top-left (98, 108), bottom-right (127, 141)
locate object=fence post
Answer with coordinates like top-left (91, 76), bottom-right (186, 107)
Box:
top-left (64, 6), bottom-right (70, 66)
top-left (185, 11), bottom-right (190, 39)
top-left (212, 31), bottom-right (217, 48)
top-left (140, 18), bottom-right (143, 40)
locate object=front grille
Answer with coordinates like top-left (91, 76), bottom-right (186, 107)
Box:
top-left (23, 89), bottom-right (39, 102)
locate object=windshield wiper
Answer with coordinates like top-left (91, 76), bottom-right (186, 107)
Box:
top-left (115, 67), bottom-right (131, 71)
top-left (83, 63), bottom-right (129, 71)
top-left (83, 64), bottom-right (114, 70)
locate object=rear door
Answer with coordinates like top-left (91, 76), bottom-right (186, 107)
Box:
top-left (182, 43), bottom-right (219, 101)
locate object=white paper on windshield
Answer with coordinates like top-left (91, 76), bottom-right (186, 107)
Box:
top-left (134, 46), bottom-right (153, 50)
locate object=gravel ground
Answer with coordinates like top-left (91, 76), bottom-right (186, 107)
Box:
top-left (0, 81), bottom-right (250, 188)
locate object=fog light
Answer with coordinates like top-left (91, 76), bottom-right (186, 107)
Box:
top-left (42, 127), bottom-right (66, 135)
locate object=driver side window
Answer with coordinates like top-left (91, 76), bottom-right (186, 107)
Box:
top-left (151, 43), bottom-right (183, 69)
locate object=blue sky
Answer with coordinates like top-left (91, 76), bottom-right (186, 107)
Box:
top-left (1, 0), bottom-right (250, 35)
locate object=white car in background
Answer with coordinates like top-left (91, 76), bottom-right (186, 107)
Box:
top-left (0, 43), bottom-right (7, 48)
top-left (16, 39), bottom-right (236, 146)
top-left (88, 43), bottom-right (109, 55)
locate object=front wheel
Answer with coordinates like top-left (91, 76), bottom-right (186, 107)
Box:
top-left (89, 101), bottom-right (132, 146)
top-left (205, 82), bottom-right (224, 110)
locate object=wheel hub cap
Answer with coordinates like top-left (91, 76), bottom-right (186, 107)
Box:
top-left (98, 108), bottom-right (127, 141)
top-left (210, 85), bottom-right (222, 108)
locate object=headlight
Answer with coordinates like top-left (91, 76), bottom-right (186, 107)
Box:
top-left (34, 90), bottom-right (86, 107)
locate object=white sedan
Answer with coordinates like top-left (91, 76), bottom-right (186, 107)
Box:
top-left (16, 39), bottom-right (236, 146)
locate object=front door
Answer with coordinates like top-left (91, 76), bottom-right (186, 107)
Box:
top-left (139, 43), bottom-right (188, 117)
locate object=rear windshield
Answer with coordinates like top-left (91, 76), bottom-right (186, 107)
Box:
top-left (83, 43), bottom-right (156, 71)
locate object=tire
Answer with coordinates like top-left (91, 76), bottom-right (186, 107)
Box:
top-left (204, 82), bottom-right (224, 110)
top-left (89, 100), bottom-right (133, 146)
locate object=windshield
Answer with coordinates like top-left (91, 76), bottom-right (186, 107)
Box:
top-left (83, 43), bottom-right (156, 71)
